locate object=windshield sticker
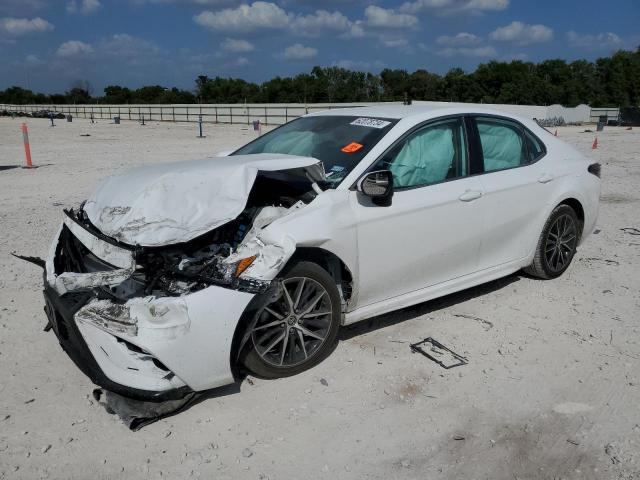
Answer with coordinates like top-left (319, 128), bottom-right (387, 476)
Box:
top-left (341, 142), bottom-right (364, 153)
top-left (350, 117), bottom-right (391, 129)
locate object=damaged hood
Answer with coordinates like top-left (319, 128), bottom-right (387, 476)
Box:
top-left (83, 153), bottom-right (324, 247)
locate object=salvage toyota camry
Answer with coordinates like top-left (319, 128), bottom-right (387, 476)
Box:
top-left (42, 106), bottom-right (600, 401)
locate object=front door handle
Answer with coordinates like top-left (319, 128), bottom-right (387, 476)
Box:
top-left (538, 173), bottom-right (554, 184)
top-left (458, 190), bottom-right (483, 202)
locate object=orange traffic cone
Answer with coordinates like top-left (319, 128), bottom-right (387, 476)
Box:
top-left (554, 129), bottom-right (558, 137)
top-left (592, 137), bottom-right (598, 149)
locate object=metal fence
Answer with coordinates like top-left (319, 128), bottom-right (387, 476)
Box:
top-left (0, 102), bottom-right (400, 126)
top-left (1, 102), bottom-right (619, 125)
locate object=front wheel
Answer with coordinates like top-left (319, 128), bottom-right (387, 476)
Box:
top-left (241, 262), bottom-right (341, 379)
top-left (524, 204), bottom-right (580, 279)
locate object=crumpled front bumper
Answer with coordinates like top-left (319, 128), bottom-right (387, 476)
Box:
top-left (43, 215), bottom-right (255, 401)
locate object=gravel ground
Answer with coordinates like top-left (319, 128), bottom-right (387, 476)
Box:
top-left (0, 117), bottom-right (639, 480)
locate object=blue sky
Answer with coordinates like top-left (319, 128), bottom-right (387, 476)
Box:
top-left (0, 0), bottom-right (638, 94)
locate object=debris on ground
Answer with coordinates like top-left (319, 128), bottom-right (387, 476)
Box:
top-left (605, 443), bottom-right (621, 464)
top-left (621, 227), bottom-right (640, 236)
top-left (453, 313), bottom-right (494, 331)
top-left (409, 337), bottom-right (468, 369)
top-left (92, 389), bottom-right (198, 431)
top-left (242, 448), bottom-right (254, 458)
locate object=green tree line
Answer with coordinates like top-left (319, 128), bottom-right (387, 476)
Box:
top-left (2, 48), bottom-right (638, 107)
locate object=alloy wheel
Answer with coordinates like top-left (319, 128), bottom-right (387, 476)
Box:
top-left (251, 277), bottom-right (333, 368)
top-left (544, 213), bottom-right (577, 273)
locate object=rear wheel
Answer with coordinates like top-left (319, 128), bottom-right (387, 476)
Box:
top-left (242, 262), bottom-right (341, 379)
top-left (524, 204), bottom-right (580, 279)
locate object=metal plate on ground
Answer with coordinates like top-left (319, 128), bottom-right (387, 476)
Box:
top-left (409, 337), bottom-right (467, 369)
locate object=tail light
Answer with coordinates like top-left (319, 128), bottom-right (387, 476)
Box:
top-left (588, 163), bottom-right (601, 178)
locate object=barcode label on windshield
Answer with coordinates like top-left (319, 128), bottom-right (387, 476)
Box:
top-left (350, 117), bottom-right (391, 129)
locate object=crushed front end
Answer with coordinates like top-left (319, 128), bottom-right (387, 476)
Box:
top-left (40, 155), bottom-right (322, 401)
top-left (43, 203), bottom-right (302, 401)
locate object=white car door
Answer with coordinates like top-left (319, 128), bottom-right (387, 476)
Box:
top-left (471, 115), bottom-right (554, 270)
top-left (351, 116), bottom-right (485, 308)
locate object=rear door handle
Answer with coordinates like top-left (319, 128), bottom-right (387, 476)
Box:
top-left (538, 173), bottom-right (554, 184)
top-left (458, 190), bottom-right (483, 202)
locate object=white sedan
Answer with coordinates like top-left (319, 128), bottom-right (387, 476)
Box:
top-left (42, 106), bottom-right (600, 401)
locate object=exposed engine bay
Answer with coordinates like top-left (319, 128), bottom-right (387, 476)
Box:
top-left (58, 170), bottom-right (318, 301)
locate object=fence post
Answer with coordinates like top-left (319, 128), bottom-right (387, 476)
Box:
top-left (172, 106), bottom-right (175, 122)
top-left (149, 105), bottom-right (152, 121)
top-left (186, 106), bottom-right (189, 122)
top-left (247, 106), bottom-right (250, 126)
top-left (230, 107), bottom-right (233, 124)
top-left (215, 107), bottom-right (218, 124)
top-left (285, 107), bottom-right (288, 123)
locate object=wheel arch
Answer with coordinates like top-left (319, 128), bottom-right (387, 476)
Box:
top-left (229, 246), bottom-right (354, 379)
top-left (285, 247), bottom-right (354, 306)
top-left (557, 197), bottom-right (585, 240)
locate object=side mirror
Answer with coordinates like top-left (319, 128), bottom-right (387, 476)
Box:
top-left (357, 170), bottom-right (394, 206)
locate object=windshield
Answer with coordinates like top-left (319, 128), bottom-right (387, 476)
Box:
top-left (232, 115), bottom-right (398, 187)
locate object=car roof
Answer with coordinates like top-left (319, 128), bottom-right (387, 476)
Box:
top-left (307, 104), bottom-right (539, 128)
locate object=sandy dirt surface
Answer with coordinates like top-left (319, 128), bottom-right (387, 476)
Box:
top-left (0, 117), bottom-right (639, 480)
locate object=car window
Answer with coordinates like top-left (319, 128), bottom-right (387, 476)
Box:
top-left (476, 117), bottom-right (527, 172)
top-left (524, 129), bottom-right (545, 162)
top-left (232, 115), bottom-right (397, 188)
top-left (374, 118), bottom-right (467, 189)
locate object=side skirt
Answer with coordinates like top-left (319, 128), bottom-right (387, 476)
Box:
top-left (343, 257), bottom-right (527, 325)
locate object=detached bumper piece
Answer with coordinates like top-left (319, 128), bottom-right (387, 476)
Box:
top-left (93, 388), bottom-right (198, 431)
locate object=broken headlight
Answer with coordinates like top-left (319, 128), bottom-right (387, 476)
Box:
top-left (136, 245), bottom-right (267, 296)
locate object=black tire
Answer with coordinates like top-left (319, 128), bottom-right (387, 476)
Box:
top-left (524, 204), bottom-right (581, 279)
top-left (241, 261), bottom-right (341, 379)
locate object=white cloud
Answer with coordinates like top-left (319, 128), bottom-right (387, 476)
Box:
top-left (24, 54), bottom-right (42, 66)
top-left (363, 5), bottom-right (417, 28)
top-left (234, 56), bottom-right (250, 66)
top-left (66, 0), bottom-right (101, 14)
top-left (436, 32), bottom-right (482, 46)
top-left (194, 2), bottom-right (290, 31)
top-left (130, 0), bottom-right (237, 4)
top-left (56, 40), bottom-right (94, 57)
top-left (437, 45), bottom-right (497, 57)
top-left (291, 10), bottom-right (351, 36)
top-left (195, 2), bottom-right (356, 38)
top-left (100, 33), bottom-right (161, 57)
top-left (221, 38), bottom-right (254, 52)
top-left (489, 21), bottom-right (553, 45)
top-left (333, 59), bottom-right (385, 71)
top-left (567, 31), bottom-right (623, 49)
top-left (380, 37), bottom-right (408, 48)
top-left (0, 17), bottom-right (53, 36)
top-left (400, 0), bottom-right (508, 14)
top-left (281, 43), bottom-right (317, 60)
